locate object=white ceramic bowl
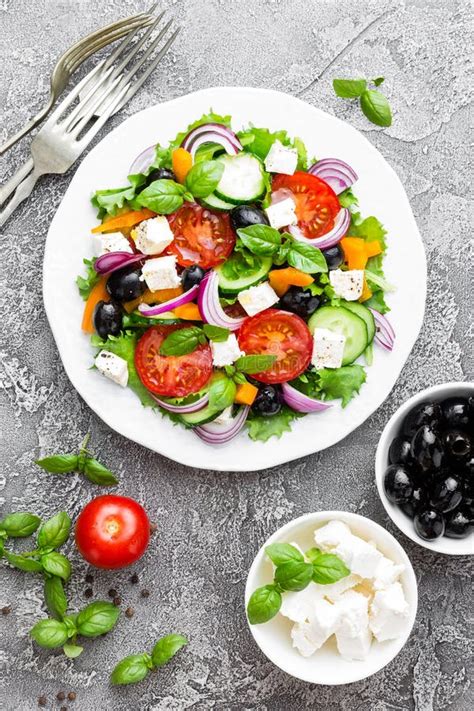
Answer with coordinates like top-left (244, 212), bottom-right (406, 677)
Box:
top-left (245, 511), bottom-right (417, 685)
top-left (375, 382), bottom-right (474, 556)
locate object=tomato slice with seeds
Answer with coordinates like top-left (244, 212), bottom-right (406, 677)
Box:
top-left (135, 325), bottom-right (213, 398)
top-left (272, 172), bottom-right (340, 239)
top-left (167, 204), bottom-right (235, 268)
top-left (237, 309), bottom-right (312, 384)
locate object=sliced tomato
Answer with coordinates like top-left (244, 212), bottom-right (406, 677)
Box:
top-left (135, 325), bottom-right (213, 397)
top-left (237, 309), bottom-right (312, 384)
top-left (273, 172), bottom-right (340, 239)
top-left (167, 204), bottom-right (235, 269)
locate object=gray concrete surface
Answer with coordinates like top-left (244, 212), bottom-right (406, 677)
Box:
top-left (0, 0), bottom-right (473, 709)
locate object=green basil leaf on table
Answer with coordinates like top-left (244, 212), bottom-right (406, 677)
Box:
top-left (286, 240), bottom-right (328, 274)
top-left (0, 512), bottom-right (41, 538)
top-left (310, 551), bottom-right (351, 584)
top-left (237, 225), bottom-right (281, 256)
top-left (111, 653), bottom-right (152, 686)
top-left (360, 90), bottom-right (392, 127)
top-left (332, 78), bottom-right (367, 98)
top-left (265, 543), bottom-right (304, 566)
top-left (151, 634), bottom-right (188, 668)
top-left (44, 575), bottom-right (68, 620)
top-left (76, 601), bottom-right (120, 637)
top-left (137, 179), bottom-right (186, 214)
top-left (185, 160), bottom-right (224, 198)
top-left (160, 327), bottom-right (204, 356)
top-left (4, 551), bottom-right (43, 573)
top-left (82, 459), bottom-right (118, 486)
top-left (235, 355), bottom-right (277, 374)
top-left (63, 615), bottom-right (79, 638)
top-left (202, 324), bottom-right (230, 342)
top-left (35, 454), bottom-right (79, 474)
top-left (63, 642), bottom-right (84, 659)
top-left (274, 560), bottom-right (313, 592)
top-left (208, 376), bottom-right (236, 412)
top-left (37, 511), bottom-right (71, 549)
top-left (247, 585), bottom-right (282, 624)
top-left (41, 552), bottom-right (71, 581)
top-left (30, 618), bottom-right (69, 648)
top-left (373, 76), bottom-right (385, 86)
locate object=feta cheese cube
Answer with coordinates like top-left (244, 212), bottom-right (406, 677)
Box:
top-left (280, 582), bottom-right (324, 623)
top-left (141, 255), bottom-right (181, 292)
top-left (311, 328), bottom-right (346, 369)
top-left (210, 334), bottom-right (244, 367)
top-left (212, 406), bottom-right (234, 426)
top-left (132, 216), bottom-right (174, 255)
top-left (369, 582), bottom-right (409, 642)
top-left (95, 350), bottom-right (128, 388)
top-left (335, 590), bottom-right (372, 661)
top-left (291, 599), bottom-right (341, 656)
top-left (373, 557), bottom-right (405, 591)
top-left (264, 140), bottom-right (298, 175)
top-left (290, 622), bottom-right (319, 657)
top-left (264, 197), bottom-right (298, 230)
top-left (314, 520), bottom-right (352, 552)
top-left (321, 574), bottom-right (362, 603)
top-left (237, 281), bottom-right (279, 317)
top-left (334, 535), bottom-right (383, 579)
top-left (329, 269), bottom-right (364, 301)
top-left (93, 231), bottom-right (133, 257)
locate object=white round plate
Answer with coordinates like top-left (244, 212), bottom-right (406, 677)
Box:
top-left (375, 382), bottom-right (474, 555)
top-left (43, 87), bottom-right (426, 471)
top-left (245, 511), bottom-right (418, 685)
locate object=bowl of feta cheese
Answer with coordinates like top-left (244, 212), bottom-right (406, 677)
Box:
top-left (245, 511), bottom-right (417, 684)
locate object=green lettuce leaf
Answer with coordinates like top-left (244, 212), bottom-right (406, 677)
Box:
top-left (91, 187), bottom-right (137, 219)
top-left (76, 258), bottom-right (99, 301)
top-left (237, 126), bottom-right (308, 170)
top-left (246, 405), bottom-right (303, 442)
top-left (317, 365), bottom-right (367, 407)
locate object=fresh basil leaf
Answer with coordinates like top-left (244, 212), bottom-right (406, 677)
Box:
top-left (160, 327), bottom-right (203, 356)
top-left (360, 89), bottom-right (392, 127)
top-left (203, 324), bottom-right (230, 342)
top-left (311, 551), bottom-right (350, 584)
top-left (373, 76), bottom-right (385, 86)
top-left (41, 552), bottom-right (71, 581)
top-left (287, 240), bottom-right (328, 274)
top-left (35, 454), bottom-right (78, 474)
top-left (63, 642), bottom-right (84, 658)
top-left (265, 543), bottom-right (304, 566)
top-left (63, 615), bottom-right (79, 638)
top-left (83, 458), bottom-right (118, 486)
top-left (237, 225), bottom-right (281, 256)
top-left (76, 258), bottom-right (99, 301)
top-left (304, 547), bottom-right (321, 563)
top-left (137, 179), bottom-right (185, 214)
top-left (274, 560), bottom-right (313, 592)
top-left (233, 372), bottom-right (247, 385)
top-left (76, 601), bottom-right (120, 637)
top-left (4, 551), bottom-right (43, 573)
top-left (151, 634), bottom-right (188, 667)
top-left (44, 575), bottom-right (68, 620)
top-left (235, 355), bottom-right (277, 374)
top-left (247, 585), bottom-right (282, 624)
top-left (272, 240), bottom-right (291, 266)
top-left (37, 512), bottom-right (71, 550)
top-left (0, 512), bottom-right (41, 538)
top-left (185, 160), bottom-right (224, 198)
top-left (111, 653), bottom-right (151, 686)
top-left (30, 618), bottom-right (69, 648)
top-left (333, 78), bottom-right (367, 98)
top-left (208, 375), bottom-right (236, 412)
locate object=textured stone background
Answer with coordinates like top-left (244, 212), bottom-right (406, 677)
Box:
top-left (0, 0), bottom-right (473, 709)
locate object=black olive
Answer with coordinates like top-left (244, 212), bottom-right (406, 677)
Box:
top-left (442, 429), bottom-right (472, 464)
top-left (410, 425), bottom-right (444, 473)
top-left (252, 385), bottom-right (282, 417)
top-left (136, 168), bottom-right (176, 193)
top-left (106, 267), bottom-right (146, 303)
top-left (463, 455), bottom-right (474, 482)
top-left (444, 508), bottom-right (472, 538)
top-left (441, 396), bottom-right (470, 429)
top-left (402, 401), bottom-right (442, 438)
top-left (389, 436), bottom-right (413, 466)
top-left (279, 286), bottom-right (320, 319)
top-left (181, 265), bottom-right (206, 291)
top-left (230, 205), bottom-right (269, 232)
top-left (414, 509), bottom-right (445, 540)
top-left (321, 244), bottom-right (344, 270)
top-left (400, 485), bottom-right (426, 519)
top-left (468, 395), bottom-right (474, 421)
top-left (428, 472), bottom-right (463, 513)
top-left (383, 464), bottom-right (414, 504)
top-left (93, 301), bottom-right (123, 339)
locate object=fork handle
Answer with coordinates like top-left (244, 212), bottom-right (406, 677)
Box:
top-left (0, 171), bottom-right (39, 228)
top-left (0, 157), bottom-right (35, 206)
top-left (0, 95), bottom-right (54, 156)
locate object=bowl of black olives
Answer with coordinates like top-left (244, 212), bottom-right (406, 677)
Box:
top-left (375, 383), bottom-right (473, 555)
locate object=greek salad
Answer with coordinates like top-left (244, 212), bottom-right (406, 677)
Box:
top-left (77, 112), bottom-right (395, 444)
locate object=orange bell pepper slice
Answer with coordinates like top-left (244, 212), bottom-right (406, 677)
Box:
top-left (81, 278), bottom-right (108, 333)
top-left (235, 382), bottom-right (258, 406)
top-left (268, 267), bottom-right (314, 297)
top-left (172, 148), bottom-right (193, 184)
top-left (359, 278), bottom-right (373, 303)
top-left (173, 303), bottom-right (202, 320)
top-left (365, 240), bottom-right (383, 258)
top-left (91, 209), bottom-right (155, 234)
top-left (123, 287), bottom-right (183, 314)
top-left (340, 237), bottom-right (368, 270)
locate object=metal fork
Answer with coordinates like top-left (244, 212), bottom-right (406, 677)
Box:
top-left (0, 10), bottom-right (156, 156)
top-left (0, 16), bottom-right (180, 228)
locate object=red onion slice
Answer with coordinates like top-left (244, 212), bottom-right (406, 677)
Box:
top-left (138, 284), bottom-right (199, 316)
top-left (129, 145), bottom-right (156, 175)
top-left (198, 271), bottom-right (246, 331)
top-left (194, 406), bottom-right (250, 444)
top-left (369, 308), bottom-right (395, 351)
top-left (151, 392), bottom-right (209, 413)
top-left (181, 123), bottom-right (242, 159)
top-left (308, 158), bottom-right (358, 195)
top-left (281, 382), bottom-right (332, 413)
top-left (288, 208), bottom-right (350, 250)
top-left (94, 251), bottom-right (145, 275)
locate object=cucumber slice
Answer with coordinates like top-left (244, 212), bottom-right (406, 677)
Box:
top-left (215, 153), bottom-right (266, 204)
top-left (341, 302), bottom-right (375, 343)
top-left (179, 403), bottom-right (221, 427)
top-left (308, 306), bottom-right (368, 365)
top-left (201, 193), bottom-right (235, 211)
top-left (215, 253), bottom-right (272, 293)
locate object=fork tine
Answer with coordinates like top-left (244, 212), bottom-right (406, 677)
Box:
top-left (103, 11), bottom-right (165, 72)
top-left (43, 61), bottom-right (106, 127)
top-left (111, 13), bottom-right (165, 76)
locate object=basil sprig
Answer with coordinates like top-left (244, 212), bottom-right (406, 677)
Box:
top-left (247, 542), bottom-right (350, 625)
top-left (0, 512), bottom-right (41, 538)
top-left (36, 433), bottom-right (118, 486)
top-left (136, 179), bottom-right (192, 214)
top-left (234, 355), bottom-right (277, 374)
top-left (160, 326), bottom-right (207, 356)
top-left (333, 77), bottom-right (392, 127)
top-left (111, 634), bottom-right (188, 686)
top-left (185, 160), bottom-right (224, 198)
top-left (237, 226), bottom-right (327, 274)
